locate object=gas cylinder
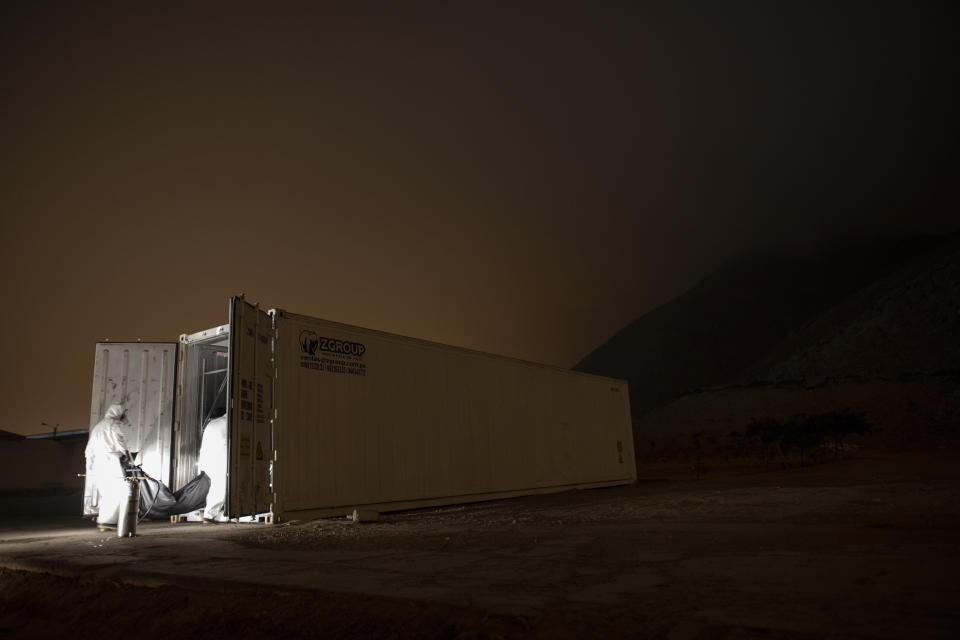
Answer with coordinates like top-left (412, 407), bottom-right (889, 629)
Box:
top-left (117, 477), bottom-right (140, 538)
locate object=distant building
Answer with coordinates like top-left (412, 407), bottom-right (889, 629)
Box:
top-left (0, 427), bottom-right (88, 515)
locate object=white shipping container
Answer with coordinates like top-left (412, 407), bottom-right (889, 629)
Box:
top-left (88, 297), bottom-right (636, 522)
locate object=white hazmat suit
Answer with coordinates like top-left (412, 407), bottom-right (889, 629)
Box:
top-left (198, 415), bottom-right (228, 522)
top-left (84, 404), bottom-right (130, 527)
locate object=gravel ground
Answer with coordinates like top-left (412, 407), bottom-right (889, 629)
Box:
top-left (1, 450), bottom-right (958, 639)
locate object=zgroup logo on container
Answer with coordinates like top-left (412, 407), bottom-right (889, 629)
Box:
top-left (299, 330), bottom-right (367, 377)
top-left (299, 330), bottom-right (366, 358)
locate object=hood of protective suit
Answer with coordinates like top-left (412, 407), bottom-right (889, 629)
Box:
top-left (105, 404), bottom-right (127, 421)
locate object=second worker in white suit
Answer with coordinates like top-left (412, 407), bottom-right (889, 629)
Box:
top-left (198, 414), bottom-right (228, 523)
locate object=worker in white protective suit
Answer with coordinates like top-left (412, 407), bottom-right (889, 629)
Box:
top-left (198, 414), bottom-right (228, 524)
top-left (84, 404), bottom-right (131, 531)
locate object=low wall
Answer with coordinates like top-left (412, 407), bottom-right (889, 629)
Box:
top-left (0, 437), bottom-right (87, 515)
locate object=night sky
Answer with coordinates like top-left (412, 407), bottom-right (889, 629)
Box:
top-left (1, 2), bottom-right (955, 434)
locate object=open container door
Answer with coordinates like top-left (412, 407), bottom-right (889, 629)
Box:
top-left (227, 296), bottom-right (274, 518)
top-left (85, 342), bottom-right (177, 516)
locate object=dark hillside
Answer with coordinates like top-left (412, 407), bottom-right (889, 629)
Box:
top-left (575, 236), bottom-right (939, 418)
top-left (756, 232), bottom-right (960, 382)
top-left (628, 232), bottom-right (960, 452)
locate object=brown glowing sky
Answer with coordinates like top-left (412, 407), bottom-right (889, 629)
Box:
top-left (1, 3), bottom-right (955, 434)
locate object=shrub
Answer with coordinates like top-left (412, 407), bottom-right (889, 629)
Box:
top-left (741, 410), bottom-right (875, 467)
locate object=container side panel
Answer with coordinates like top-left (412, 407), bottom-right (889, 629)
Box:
top-left (173, 345), bottom-right (199, 490)
top-left (86, 343), bottom-right (176, 514)
top-left (275, 316), bottom-right (636, 516)
top-left (228, 300), bottom-right (273, 517)
top-left (253, 310), bottom-right (273, 511)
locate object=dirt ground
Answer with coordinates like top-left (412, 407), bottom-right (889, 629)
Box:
top-left (1, 449), bottom-right (958, 639)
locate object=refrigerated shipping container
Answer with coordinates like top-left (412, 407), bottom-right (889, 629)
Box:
top-left (87, 297), bottom-right (636, 523)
